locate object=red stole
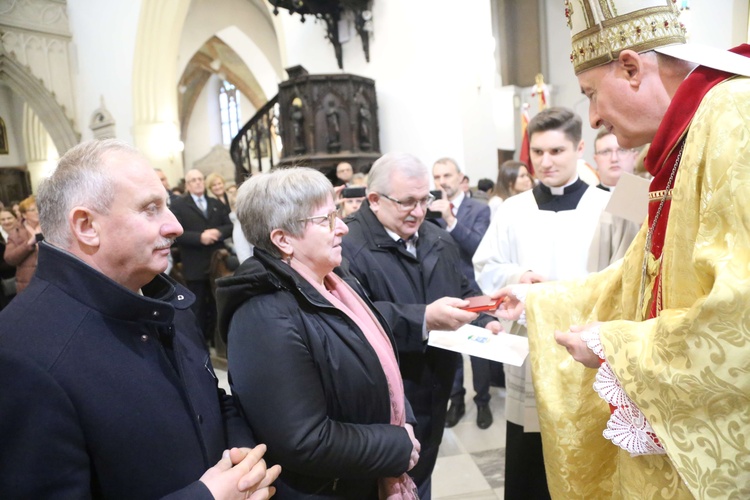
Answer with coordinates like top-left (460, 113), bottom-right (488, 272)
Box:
top-left (643, 43), bottom-right (750, 318)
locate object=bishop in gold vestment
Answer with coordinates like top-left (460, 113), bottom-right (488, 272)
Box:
top-left (525, 75), bottom-right (750, 499)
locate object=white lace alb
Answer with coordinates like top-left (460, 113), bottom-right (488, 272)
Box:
top-left (581, 326), bottom-right (666, 457)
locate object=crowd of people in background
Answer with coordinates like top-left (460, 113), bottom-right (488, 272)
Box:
top-left (0, 103), bottom-right (740, 498)
top-left (0, 149), bottom-right (592, 316)
top-left (0, 121), bottom-right (649, 498)
top-left (3, 4), bottom-right (749, 497)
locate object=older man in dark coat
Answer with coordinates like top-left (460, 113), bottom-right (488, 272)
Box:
top-left (341, 152), bottom-right (500, 500)
top-left (171, 169), bottom-right (233, 345)
top-left (0, 140), bottom-right (279, 499)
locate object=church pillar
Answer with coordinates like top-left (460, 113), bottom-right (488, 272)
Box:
top-left (22, 103), bottom-right (57, 192)
top-left (132, 0), bottom-right (190, 184)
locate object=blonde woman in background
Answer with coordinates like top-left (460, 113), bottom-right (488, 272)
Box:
top-left (205, 172), bottom-right (231, 208)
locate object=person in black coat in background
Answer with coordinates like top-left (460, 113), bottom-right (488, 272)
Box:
top-left (171, 169), bottom-right (233, 345)
top-left (0, 139), bottom-right (279, 499)
top-left (217, 167), bottom-right (420, 500)
top-left (340, 152), bottom-right (502, 500)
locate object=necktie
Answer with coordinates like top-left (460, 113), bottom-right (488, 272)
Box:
top-left (197, 197), bottom-right (207, 216)
top-left (450, 202), bottom-right (456, 217)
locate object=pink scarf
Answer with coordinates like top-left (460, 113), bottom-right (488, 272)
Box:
top-left (290, 260), bottom-right (418, 500)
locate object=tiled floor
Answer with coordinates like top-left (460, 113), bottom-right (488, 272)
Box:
top-left (432, 360), bottom-right (506, 500)
top-left (216, 354), bottom-right (507, 499)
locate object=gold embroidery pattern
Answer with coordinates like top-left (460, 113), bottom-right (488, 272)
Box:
top-left (598, 0), bottom-right (614, 18)
top-left (569, 4), bottom-right (686, 74)
top-left (648, 189), bottom-right (673, 200)
top-left (564, 0), bottom-right (574, 29)
top-left (525, 78), bottom-right (750, 498)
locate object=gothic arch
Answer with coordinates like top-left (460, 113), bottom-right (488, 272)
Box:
top-left (131, 0), bottom-right (285, 174)
top-left (131, 0), bottom-right (190, 169)
top-left (0, 52), bottom-right (79, 154)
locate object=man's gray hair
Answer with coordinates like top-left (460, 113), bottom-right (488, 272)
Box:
top-left (38, 139), bottom-right (137, 248)
top-left (433, 157), bottom-right (464, 174)
top-left (367, 153), bottom-right (429, 195)
top-left (235, 167), bottom-right (334, 258)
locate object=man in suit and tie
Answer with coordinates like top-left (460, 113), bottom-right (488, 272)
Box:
top-left (430, 157), bottom-right (496, 429)
top-left (171, 169), bottom-right (232, 345)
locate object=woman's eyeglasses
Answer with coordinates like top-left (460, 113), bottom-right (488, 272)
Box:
top-left (298, 210), bottom-right (338, 231)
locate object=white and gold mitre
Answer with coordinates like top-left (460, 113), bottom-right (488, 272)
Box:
top-left (565, 0), bottom-right (686, 75)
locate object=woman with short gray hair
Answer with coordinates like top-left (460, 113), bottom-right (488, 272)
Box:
top-left (217, 167), bottom-right (419, 499)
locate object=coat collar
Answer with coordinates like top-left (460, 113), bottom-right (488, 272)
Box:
top-left (216, 246), bottom-right (382, 342)
top-left (253, 248), bottom-right (336, 309)
top-left (33, 243), bottom-right (193, 326)
top-left (353, 201), bottom-right (442, 258)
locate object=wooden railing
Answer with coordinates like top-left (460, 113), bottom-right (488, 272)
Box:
top-left (229, 94), bottom-right (280, 184)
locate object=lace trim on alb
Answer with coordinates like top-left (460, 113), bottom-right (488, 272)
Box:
top-left (580, 326), bottom-right (605, 359)
top-left (582, 326), bottom-right (666, 457)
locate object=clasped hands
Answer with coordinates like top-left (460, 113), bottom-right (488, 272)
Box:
top-left (200, 444), bottom-right (282, 500)
top-left (201, 228), bottom-right (223, 245)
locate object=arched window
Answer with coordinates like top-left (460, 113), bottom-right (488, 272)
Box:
top-left (219, 80), bottom-right (241, 145)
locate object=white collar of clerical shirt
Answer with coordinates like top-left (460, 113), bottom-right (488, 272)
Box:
top-left (548, 176), bottom-right (580, 196)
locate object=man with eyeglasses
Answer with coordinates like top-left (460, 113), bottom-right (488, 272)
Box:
top-left (341, 152), bottom-right (502, 500)
top-left (592, 128), bottom-right (639, 191)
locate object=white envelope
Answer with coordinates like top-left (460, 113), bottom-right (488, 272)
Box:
top-left (604, 172), bottom-right (651, 224)
top-left (428, 324), bottom-right (529, 366)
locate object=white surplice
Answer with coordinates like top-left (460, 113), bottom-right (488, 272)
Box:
top-left (472, 186), bottom-right (636, 431)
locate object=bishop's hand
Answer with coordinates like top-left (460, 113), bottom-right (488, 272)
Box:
top-left (554, 323), bottom-right (603, 369)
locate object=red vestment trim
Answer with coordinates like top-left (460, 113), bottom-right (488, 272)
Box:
top-left (643, 44), bottom-right (750, 318)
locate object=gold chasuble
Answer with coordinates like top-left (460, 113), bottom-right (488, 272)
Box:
top-left (525, 75), bottom-right (750, 499)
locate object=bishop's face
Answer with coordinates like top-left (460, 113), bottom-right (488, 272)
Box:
top-left (578, 54), bottom-right (670, 149)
